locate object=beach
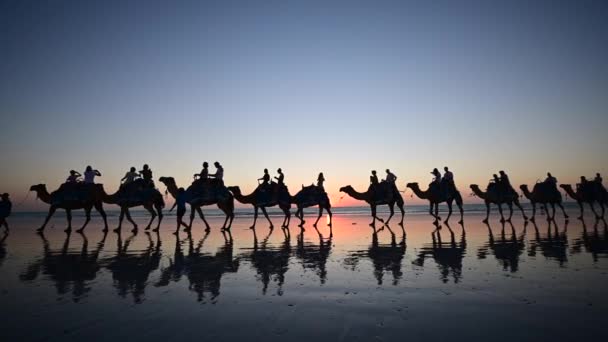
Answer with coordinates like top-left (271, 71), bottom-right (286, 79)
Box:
top-left (1, 207), bottom-right (607, 341)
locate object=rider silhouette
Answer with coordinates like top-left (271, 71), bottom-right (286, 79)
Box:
top-left (0, 193), bottom-right (11, 231)
top-left (83, 166), bottom-right (101, 184)
top-left (595, 173), bottom-right (603, 185)
top-left (275, 168), bottom-right (285, 185)
top-left (194, 162), bottom-right (209, 181)
top-left (209, 162), bottom-right (224, 186)
top-left (66, 170), bottom-right (81, 184)
top-left (370, 171), bottom-right (379, 185)
top-left (121, 167), bottom-right (139, 190)
top-left (443, 167), bottom-right (454, 197)
top-left (258, 169), bottom-right (271, 194)
top-left (317, 173), bottom-right (325, 192)
top-left (139, 164), bottom-right (154, 187)
top-left (385, 169), bottom-right (397, 184)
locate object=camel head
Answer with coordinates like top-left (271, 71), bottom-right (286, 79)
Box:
top-left (339, 185), bottom-right (353, 193)
top-left (470, 184), bottom-right (481, 193)
top-left (519, 184), bottom-right (529, 192)
top-left (559, 184), bottom-right (571, 190)
top-left (29, 184), bottom-right (46, 193)
top-left (406, 182), bottom-right (419, 189)
top-left (158, 176), bottom-right (176, 187)
top-left (227, 186), bottom-right (241, 195)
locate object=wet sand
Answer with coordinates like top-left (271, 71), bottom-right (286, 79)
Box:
top-left (1, 210), bottom-right (607, 341)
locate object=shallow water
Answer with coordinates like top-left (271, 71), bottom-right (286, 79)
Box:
top-left (1, 209), bottom-right (607, 341)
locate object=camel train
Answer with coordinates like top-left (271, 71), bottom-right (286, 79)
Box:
top-left (27, 165), bottom-right (606, 233)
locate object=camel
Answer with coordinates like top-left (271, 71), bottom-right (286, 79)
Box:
top-left (559, 184), bottom-right (604, 220)
top-left (99, 182), bottom-right (164, 232)
top-left (406, 182), bottom-right (464, 224)
top-left (520, 184), bottom-right (568, 222)
top-left (30, 184), bottom-right (108, 233)
top-left (291, 185), bottom-right (333, 227)
top-left (470, 184), bottom-right (528, 223)
top-left (339, 184), bottom-right (404, 226)
top-left (227, 184), bottom-right (291, 229)
top-left (158, 177), bottom-right (234, 231)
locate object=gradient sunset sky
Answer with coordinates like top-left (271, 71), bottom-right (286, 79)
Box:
top-left (1, 0), bottom-right (607, 210)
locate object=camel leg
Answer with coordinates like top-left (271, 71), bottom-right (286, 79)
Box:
top-left (497, 204), bottom-right (505, 222)
top-left (557, 202), bottom-right (568, 220)
top-left (398, 204), bottom-right (405, 226)
top-left (483, 202), bottom-right (490, 223)
top-left (124, 209), bottom-right (138, 231)
top-left (370, 205), bottom-right (377, 226)
top-left (530, 203), bottom-right (537, 222)
top-left (326, 206), bottom-right (333, 227)
top-left (77, 207), bottom-right (92, 233)
top-left (313, 206), bottom-right (323, 227)
top-left (261, 207), bottom-right (273, 228)
top-left (577, 201), bottom-right (584, 220)
top-left (198, 207), bottom-right (212, 232)
top-left (156, 202), bottom-right (163, 230)
top-left (429, 202), bottom-right (436, 221)
top-left (549, 203), bottom-right (556, 221)
top-left (95, 202), bottom-right (108, 231)
top-left (281, 206), bottom-right (290, 228)
top-left (37, 206), bottom-right (58, 232)
top-left (114, 208), bottom-right (125, 232)
top-left (251, 206), bottom-right (259, 229)
top-left (445, 201), bottom-right (453, 223)
top-left (297, 208), bottom-right (305, 226)
top-left (65, 209), bottom-right (73, 233)
top-left (589, 202), bottom-right (601, 220)
top-left (385, 203), bottom-right (395, 225)
top-left (143, 204), bottom-right (157, 231)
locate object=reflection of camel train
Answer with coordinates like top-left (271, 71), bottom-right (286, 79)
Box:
top-left (28, 168), bottom-right (607, 232)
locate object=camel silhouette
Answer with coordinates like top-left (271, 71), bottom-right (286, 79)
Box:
top-left (291, 185), bottom-right (333, 228)
top-left (520, 184), bottom-right (568, 222)
top-left (227, 184), bottom-right (291, 229)
top-left (477, 221), bottom-right (525, 273)
top-left (470, 184), bottom-right (528, 223)
top-left (100, 183), bottom-right (164, 232)
top-left (159, 177), bottom-right (234, 231)
top-left (19, 231), bottom-right (107, 302)
top-left (339, 183), bottom-right (404, 226)
top-left (30, 184), bottom-right (108, 233)
top-left (559, 184), bottom-right (604, 220)
top-left (406, 182), bottom-right (464, 224)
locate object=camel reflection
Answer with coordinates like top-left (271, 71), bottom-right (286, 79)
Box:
top-left (295, 227), bottom-right (332, 284)
top-left (239, 227), bottom-right (291, 295)
top-left (528, 220), bottom-right (568, 267)
top-left (155, 230), bottom-right (239, 302)
top-left (0, 231), bottom-right (7, 268)
top-left (477, 222), bottom-right (525, 272)
top-left (344, 225), bottom-right (406, 286)
top-left (412, 223), bottom-right (467, 283)
top-left (102, 232), bottom-right (161, 303)
top-left (20, 232), bottom-right (107, 302)
top-left (570, 218), bottom-right (608, 262)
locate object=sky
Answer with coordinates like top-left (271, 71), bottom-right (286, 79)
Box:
top-left (1, 0), bottom-right (607, 210)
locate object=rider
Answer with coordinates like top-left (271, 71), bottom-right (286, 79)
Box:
top-left (258, 169), bottom-right (271, 194)
top-left (139, 164), bottom-right (154, 187)
top-left (194, 162), bottom-right (209, 181)
top-left (275, 168), bottom-right (285, 186)
top-left (595, 173), bottom-right (603, 185)
top-left (385, 169), bottom-right (397, 184)
top-left (83, 166), bottom-right (101, 184)
top-left (317, 172), bottom-right (326, 192)
top-left (544, 172), bottom-right (557, 185)
top-left (209, 162), bottom-right (224, 185)
top-left (0, 193), bottom-right (11, 231)
top-left (66, 170), bottom-right (82, 184)
top-left (370, 170), bottom-right (379, 185)
top-left (443, 166), bottom-right (454, 197)
top-left (121, 167), bottom-right (139, 188)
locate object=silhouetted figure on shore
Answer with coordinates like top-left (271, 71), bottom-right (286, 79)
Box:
top-left (66, 170), bottom-right (81, 184)
top-left (317, 172), bottom-right (325, 192)
top-left (139, 164), bottom-right (154, 187)
top-left (170, 188), bottom-right (189, 233)
top-left (83, 166), bottom-right (101, 184)
top-left (209, 162), bottom-right (224, 185)
top-left (275, 168), bottom-right (284, 185)
top-left (0, 193), bottom-right (11, 231)
top-left (121, 167), bottom-right (139, 187)
top-left (194, 162), bottom-right (209, 181)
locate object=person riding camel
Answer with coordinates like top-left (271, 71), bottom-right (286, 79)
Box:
top-left (498, 170), bottom-right (513, 199)
top-left (209, 162), bottom-right (224, 186)
top-left (595, 173), bottom-right (603, 185)
top-left (317, 173), bottom-right (326, 192)
top-left (121, 167), bottom-right (140, 190)
top-left (0, 193), bottom-right (11, 231)
top-left (83, 166), bottom-right (101, 184)
top-left (139, 164), bottom-right (154, 187)
top-left (258, 168), bottom-right (271, 193)
top-left (66, 170), bottom-right (82, 184)
top-left (275, 168), bottom-right (285, 186)
top-left (429, 168), bottom-right (442, 196)
top-left (443, 166), bottom-right (454, 197)
top-left (370, 171), bottom-right (379, 185)
top-left (385, 169), bottom-right (397, 184)
top-left (545, 172), bottom-right (557, 185)
top-left (194, 162), bottom-right (209, 181)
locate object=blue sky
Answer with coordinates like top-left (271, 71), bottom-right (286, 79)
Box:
top-left (1, 0), bottom-right (607, 209)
